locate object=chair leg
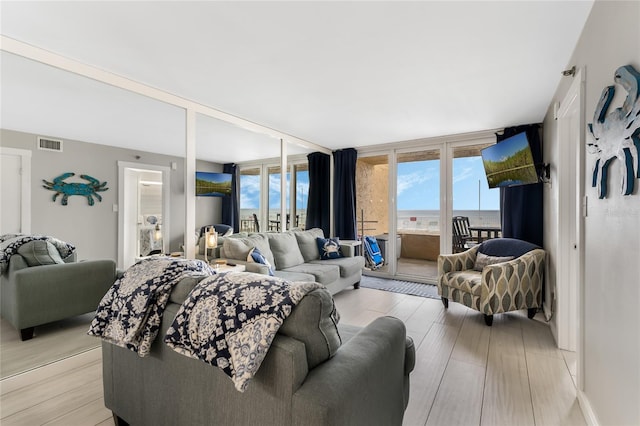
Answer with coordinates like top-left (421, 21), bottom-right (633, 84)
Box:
top-left (20, 327), bottom-right (35, 341)
top-left (527, 307), bottom-right (537, 319)
top-left (441, 297), bottom-right (448, 309)
top-left (483, 314), bottom-right (493, 326)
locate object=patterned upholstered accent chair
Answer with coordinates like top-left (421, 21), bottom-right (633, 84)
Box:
top-left (437, 238), bottom-right (545, 326)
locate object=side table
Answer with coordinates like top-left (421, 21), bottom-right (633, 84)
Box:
top-left (340, 239), bottom-right (363, 256)
top-left (211, 259), bottom-right (246, 273)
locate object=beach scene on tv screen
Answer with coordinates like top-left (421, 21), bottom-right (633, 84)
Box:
top-left (196, 172), bottom-right (232, 196)
top-left (482, 133), bottom-right (539, 188)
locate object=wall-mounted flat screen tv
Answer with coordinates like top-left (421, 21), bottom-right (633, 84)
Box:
top-left (481, 132), bottom-right (539, 188)
top-left (195, 172), bottom-right (232, 197)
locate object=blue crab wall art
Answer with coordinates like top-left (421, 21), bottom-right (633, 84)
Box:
top-left (42, 172), bottom-right (108, 206)
top-left (588, 64), bottom-right (640, 199)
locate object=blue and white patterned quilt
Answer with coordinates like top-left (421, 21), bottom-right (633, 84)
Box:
top-left (164, 271), bottom-right (322, 392)
top-left (88, 257), bottom-right (215, 356)
top-left (0, 234), bottom-right (76, 273)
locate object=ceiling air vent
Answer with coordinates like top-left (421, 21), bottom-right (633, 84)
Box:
top-left (38, 136), bottom-right (63, 152)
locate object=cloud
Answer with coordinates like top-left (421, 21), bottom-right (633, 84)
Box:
top-left (453, 167), bottom-right (474, 184)
top-left (297, 181), bottom-right (309, 196)
top-left (397, 171), bottom-right (434, 195)
top-left (240, 192), bottom-right (258, 209)
top-left (240, 175), bottom-right (260, 208)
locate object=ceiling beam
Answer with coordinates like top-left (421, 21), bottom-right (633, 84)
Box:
top-left (0, 35), bottom-right (331, 155)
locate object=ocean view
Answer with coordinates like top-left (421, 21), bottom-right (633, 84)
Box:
top-left (240, 209), bottom-right (500, 233)
top-left (396, 209), bottom-right (500, 232)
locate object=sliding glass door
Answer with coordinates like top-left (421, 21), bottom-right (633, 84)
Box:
top-left (355, 137), bottom-right (499, 284)
top-left (355, 154), bottom-right (390, 272)
top-left (239, 168), bottom-right (261, 232)
top-left (293, 164), bottom-right (309, 229)
top-left (452, 143), bottom-right (500, 239)
top-left (239, 161), bottom-right (309, 233)
top-left (395, 149), bottom-right (441, 281)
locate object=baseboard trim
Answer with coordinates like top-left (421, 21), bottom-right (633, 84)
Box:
top-left (577, 389), bottom-right (599, 426)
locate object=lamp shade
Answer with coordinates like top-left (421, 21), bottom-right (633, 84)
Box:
top-left (205, 227), bottom-right (218, 248)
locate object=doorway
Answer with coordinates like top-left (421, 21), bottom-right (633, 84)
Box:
top-left (395, 149), bottom-right (441, 281)
top-left (0, 147), bottom-right (31, 235)
top-left (117, 162), bottom-right (170, 269)
top-left (556, 69), bottom-right (584, 372)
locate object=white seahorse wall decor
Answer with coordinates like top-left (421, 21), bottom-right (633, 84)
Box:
top-left (587, 64), bottom-right (640, 199)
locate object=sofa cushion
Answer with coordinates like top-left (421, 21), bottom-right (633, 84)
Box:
top-left (281, 263), bottom-right (340, 285)
top-left (316, 237), bottom-right (344, 260)
top-left (479, 238), bottom-right (539, 258)
top-left (279, 288), bottom-right (341, 369)
top-left (267, 232), bottom-right (305, 269)
top-left (273, 270), bottom-right (316, 282)
top-left (473, 252), bottom-right (514, 272)
top-left (223, 238), bottom-right (251, 260)
top-left (16, 240), bottom-right (65, 266)
top-left (442, 271), bottom-right (482, 296)
top-left (310, 256), bottom-right (365, 278)
top-left (293, 228), bottom-right (325, 262)
top-left (247, 247), bottom-right (274, 276)
top-left (222, 233), bottom-right (274, 267)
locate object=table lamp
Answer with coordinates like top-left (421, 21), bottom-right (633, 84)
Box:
top-left (204, 226), bottom-right (218, 263)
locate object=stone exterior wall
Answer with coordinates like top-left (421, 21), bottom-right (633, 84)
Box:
top-left (355, 160), bottom-right (389, 236)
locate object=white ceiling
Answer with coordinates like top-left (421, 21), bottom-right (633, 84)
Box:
top-left (0, 1), bottom-right (594, 163)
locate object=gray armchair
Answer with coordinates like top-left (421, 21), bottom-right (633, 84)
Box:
top-left (1, 251), bottom-right (116, 340)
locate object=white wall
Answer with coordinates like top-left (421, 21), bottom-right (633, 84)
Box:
top-left (0, 129), bottom-right (223, 261)
top-left (543, 2), bottom-right (639, 424)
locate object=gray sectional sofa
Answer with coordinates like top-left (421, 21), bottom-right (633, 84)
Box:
top-left (219, 228), bottom-right (365, 295)
top-left (103, 273), bottom-right (415, 426)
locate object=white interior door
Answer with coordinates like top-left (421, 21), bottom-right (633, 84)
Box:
top-left (0, 148), bottom-right (31, 235)
top-left (556, 69), bottom-right (584, 356)
top-left (118, 162), bottom-right (170, 269)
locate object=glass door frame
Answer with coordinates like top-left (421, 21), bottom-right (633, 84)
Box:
top-left (238, 153), bottom-right (309, 233)
top-left (358, 132), bottom-right (497, 282)
top-left (393, 143), bottom-right (446, 281)
top-left (446, 135), bottom-right (497, 256)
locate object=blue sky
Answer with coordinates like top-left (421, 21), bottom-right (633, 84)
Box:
top-left (397, 157), bottom-right (500, 210)
top-left (241, 157), bottom-right (499, 211)
top-left (240, 172), bottom-right (309, 209)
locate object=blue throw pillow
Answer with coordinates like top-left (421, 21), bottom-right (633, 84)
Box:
top-left (478, 237), bottom-right (539, 258)
top-left (247, 247), bottom-right (274, 276)
top-left (316, 237), bottom-right (344, 260)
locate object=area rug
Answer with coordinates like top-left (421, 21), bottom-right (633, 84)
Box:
top-left (360, 275), bottom-right (439, 299)
top-left (0, 313), bottom-right (99, 379)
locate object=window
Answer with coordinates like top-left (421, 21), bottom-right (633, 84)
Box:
top-left (239, 168), bottom-right (260, 232)
top-left (452, 144), bottom-right (500, 227)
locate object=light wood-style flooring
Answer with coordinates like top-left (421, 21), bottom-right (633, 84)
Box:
top-left (0, 287), bottom-right (584, 426)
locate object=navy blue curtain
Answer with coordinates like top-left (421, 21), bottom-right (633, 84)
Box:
top-left (498, 124), bottom-right (543, 247)
top-left (221, 163), bottom-right (240, 233)
top-left (305, 152), bottom-right (331, 236)
top-left (333, 148), bottom-right (358, 240)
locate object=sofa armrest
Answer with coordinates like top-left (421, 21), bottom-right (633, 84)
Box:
top-left (480, 248), bottom-right (546, 314)
top-left (339, 244), bottom-right (356, 257)
top-left (4, 260), bottom-right (116, 329)
top-left (437, 245), bottom-right (479, 275)
top-left (292, 316), bottom-right (411, 426)
top-left (244, 262), bottom-right (270, 275)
